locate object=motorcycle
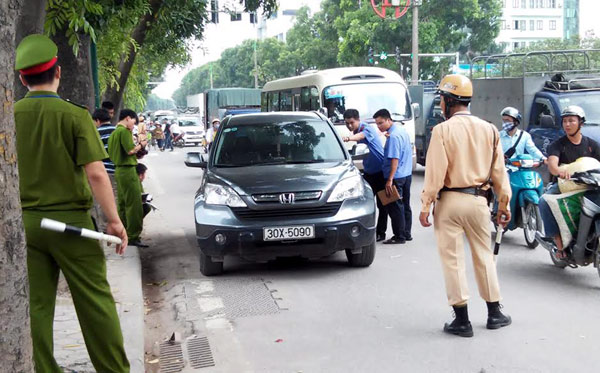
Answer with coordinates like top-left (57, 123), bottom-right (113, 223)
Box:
top-left (142, 193), bottom-right (158, 218)
top-left (492, 154), bottom-right (544, 248)
top-left (172, 131), bottom-right (185, 148)
top-left (535, 169), bottom-right (600, 279)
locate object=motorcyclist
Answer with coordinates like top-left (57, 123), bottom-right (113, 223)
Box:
top-left (539, 105), bottom-right (600, 258)
top-left (499, 107), bottom-right (546, 163)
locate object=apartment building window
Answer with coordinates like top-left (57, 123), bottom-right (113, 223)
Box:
top-left (537, 20), bottom-right (543, 30)
top-left (550, 20), bottom-right (556, 30)
top-left (529, 0), bottom-right (534, 7)
top-left (502, 0), bottom-right (506, 7)
top-left (210, 0), bottom-right (219, 23)
top-left (530, 20), bottom-right (535, 31)
top-left (520, 20), bottom-right (526, 31)
top-left (249, 12), bottom-right (257, 24)
top-left (501, 20), bottom-right (506, 30)
top-left (549, 0), bottom-right (556, 7)
top-left (230, 12), bottom-right (242, 21)
top-left (513, 0), bottom-right (519, 7)
top-left (514, 20), bottom-right (519, 30)
top-left (521, 0), bottom-right (526, 7)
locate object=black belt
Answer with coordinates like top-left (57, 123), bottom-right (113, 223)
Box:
top-left (440, 186), bottom-right (488, 198)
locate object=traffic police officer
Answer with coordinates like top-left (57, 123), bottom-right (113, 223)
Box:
top-left (108, 109), bottom-right (147, 247)
top-left (14, 34), bottom-right (130, 371)
top-left (419, 74), bottom-right (512, 337)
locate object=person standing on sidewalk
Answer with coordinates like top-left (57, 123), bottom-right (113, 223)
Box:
top-left (108, 109), bottom-right (148, 247)
top-left (342, 109), bottom-right (388, 241)
top-left (14, 34), bottom-right (130, 372)
top-left (420, 74), bottom-right (512, 338)
top-left (374, 108), bottom-right (413, 244)
top-left (91, 108), bottom-right (117, 233)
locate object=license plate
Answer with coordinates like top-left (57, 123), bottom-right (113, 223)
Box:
top-left (263, 225), bottom-right (315, 241)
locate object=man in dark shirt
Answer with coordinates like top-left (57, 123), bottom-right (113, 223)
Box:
top-left (91, 108), bottom-right (117, 232)
top-left (540, 105), bottom-right (600, 257)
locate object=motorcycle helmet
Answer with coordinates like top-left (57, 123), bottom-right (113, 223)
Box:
top-left (561, 105), bottom-right (586, 123)
top-left (501, 106), bottom-right (522, 125)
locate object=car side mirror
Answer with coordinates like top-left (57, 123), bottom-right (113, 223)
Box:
top-left (318, 107), bottom-right (329, 117)
top-left (185, 152), bottom-right (207, 168)
top-left (412, 103), bottom-right (421, 119)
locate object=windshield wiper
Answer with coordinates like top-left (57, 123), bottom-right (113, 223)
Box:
top-left (285, 159), bottom-right (325, 164)
top-left (213, 163), bottom-right (247, 168)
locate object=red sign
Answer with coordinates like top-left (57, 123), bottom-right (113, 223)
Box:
top-left (371, 0), bottom-right (411, 19)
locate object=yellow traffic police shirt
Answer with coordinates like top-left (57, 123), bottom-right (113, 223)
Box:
top-left (14, 91), bottom-right (108, 211)
top-left (107, 125), bottom-right (137, 167)
top-left (421, 111), bottom-right (511, 212)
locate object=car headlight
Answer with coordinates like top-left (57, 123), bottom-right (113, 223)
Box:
top-left (327, 175), bottom-right (365, 202)
top-left (202, 183), bottom-right (247, 207)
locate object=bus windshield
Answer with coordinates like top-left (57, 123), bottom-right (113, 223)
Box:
top-left (323, 82), bottom-right (411, 123)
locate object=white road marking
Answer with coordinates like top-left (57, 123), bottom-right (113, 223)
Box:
top-left (197, 296), bottom-right (224, 313)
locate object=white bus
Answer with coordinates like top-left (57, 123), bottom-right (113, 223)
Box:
top-left (261, 67), bottom-right (418, 168)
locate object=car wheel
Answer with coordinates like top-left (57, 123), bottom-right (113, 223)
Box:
top-left (200, 251), bottom-right (223, 276)
top-left (346, 242), bottom-right (376, 267)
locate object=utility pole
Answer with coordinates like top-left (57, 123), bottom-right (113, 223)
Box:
top-left (209, 63), bottom-right (213, 89)
top-left (253, 37), bottom-right (258, 88)
top-left (411, 1), bottom-right (419, 85)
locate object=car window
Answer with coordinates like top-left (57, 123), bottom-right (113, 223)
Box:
top-left (179, 119), bottom-right (200, 127)
top-left (213, 120), bottom-right (346, 167)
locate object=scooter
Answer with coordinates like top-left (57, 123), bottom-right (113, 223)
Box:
top-left (172, 132), bottom-right (185, 148)
top-left (492, 154), bottom-right (544, 248)
top-left (536, 169), bottom-right (600, 280)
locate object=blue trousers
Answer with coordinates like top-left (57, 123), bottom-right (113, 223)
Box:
top-left (385, 175), bottom-right (412, 240)
top-left (539, 183), bottom-right (560, 237)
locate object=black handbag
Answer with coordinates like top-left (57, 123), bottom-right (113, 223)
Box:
top-left (503, 130), bottom-right (524, 159)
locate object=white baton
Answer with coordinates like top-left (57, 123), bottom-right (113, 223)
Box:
top-left (41, 218), bottom-right (122, 245)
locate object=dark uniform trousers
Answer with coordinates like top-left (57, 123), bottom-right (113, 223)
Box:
top-left (24, 209), bottom-right (129, 373)
top-left (362, 171), bottom-right (388, 236)
top-left (385, 175), bottom-right (413, 240)
top-left (115, 166), bottom-right (143, 241)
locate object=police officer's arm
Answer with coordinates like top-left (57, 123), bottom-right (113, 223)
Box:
top-left (84, 162), bottom-right (128, 253)
top-left (421, 126), bottom-right (448, 213)
top-left (490, 128), bottom-right (512, 224)
top-left (120, 126), bottom-right (144, 155)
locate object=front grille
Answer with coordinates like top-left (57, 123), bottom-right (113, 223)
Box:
top-left (252, 191), bottom-right (322, 203)
top-left (232, 203), bottom-right (342, 220)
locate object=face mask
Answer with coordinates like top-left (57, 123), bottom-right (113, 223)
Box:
top-left (502, 121), bottom-right (516, 132)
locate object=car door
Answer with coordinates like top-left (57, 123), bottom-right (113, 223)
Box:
top-left (527, 96), bottom-right (562, 156)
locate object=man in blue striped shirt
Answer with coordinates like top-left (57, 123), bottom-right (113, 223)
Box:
top-left (91, 108), bottom-right (118, 232)
top-left (93, 108), bottom-right (116, 174)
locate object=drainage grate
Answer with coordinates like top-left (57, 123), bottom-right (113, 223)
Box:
top-left (209, 279), bottom-right (280, 318)
top-left (187, 336), bottom-right (215, 369)
top-left (159, 341), bottom-right (185, 372)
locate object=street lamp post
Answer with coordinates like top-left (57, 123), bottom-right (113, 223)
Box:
top-left (411, 0), bottom-right (422, 85)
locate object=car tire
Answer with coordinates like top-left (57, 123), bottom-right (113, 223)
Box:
top-left (346, 242), bottom-right (376, 267)
top-left (199, 251), bottom-right (223, 276)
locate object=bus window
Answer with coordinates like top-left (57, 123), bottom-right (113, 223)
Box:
top-left (293, 93), bottom-right (301, 111)
top-left (261, 92), bottom-right (268, 111)
top-left (269, 92), bottom-right (280, 111)
top-left (280, 90), bottom-right (293, 111)
top-left (301, 87), bottom-right (310, 110)
top-left (310, 86), bottom-right (320, 111)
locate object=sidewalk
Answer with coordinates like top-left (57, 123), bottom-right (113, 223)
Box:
top-left (53, 244), bottom-right (145, 373)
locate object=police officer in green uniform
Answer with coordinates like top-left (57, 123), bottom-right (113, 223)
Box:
top-left (14, 34), bottom-right (130, 372)
top-left (108, 109), bottom-right (148, 247)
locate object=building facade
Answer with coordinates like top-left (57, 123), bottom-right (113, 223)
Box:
top-left (496, 0), bottom-right (564, 51)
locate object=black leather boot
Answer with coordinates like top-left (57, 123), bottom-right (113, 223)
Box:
top-left (443, 305), bottom-right (473, 337)
top-left (486, 301), bottom-right (512, 329)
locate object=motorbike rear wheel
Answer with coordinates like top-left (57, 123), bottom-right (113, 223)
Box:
top-left (523, 202), bottom-right (542, 249)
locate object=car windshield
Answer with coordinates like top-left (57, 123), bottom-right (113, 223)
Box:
top-left (323, 82), bottom-right (411, 123)
top-left (179, 119), bottom-right (200, 127)
top-left (559, 95), bottom-right (600, 125)
top-left (213, 120), bottom-right (346, 167)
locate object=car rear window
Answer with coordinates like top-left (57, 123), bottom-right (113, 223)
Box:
top-left (213, 120), bottom-right (346, 167)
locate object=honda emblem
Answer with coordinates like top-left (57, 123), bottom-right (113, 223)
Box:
top-left (279, 193), bottom-right (295, 204)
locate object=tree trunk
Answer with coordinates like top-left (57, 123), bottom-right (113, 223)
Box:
top-left (0, 0), bottom-right (35, 371)
top-left (102, 0), bottom-right (163, 114)
top-left (52, 32), bottom-right (95, 110)
top-left (13, 0), bottom-right (47, 101)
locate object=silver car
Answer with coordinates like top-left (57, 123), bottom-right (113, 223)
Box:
top-left (185, 112), bottom-right (376, 275)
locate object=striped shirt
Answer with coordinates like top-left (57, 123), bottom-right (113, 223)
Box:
top-left (98, 123), bottom-right (116, 174)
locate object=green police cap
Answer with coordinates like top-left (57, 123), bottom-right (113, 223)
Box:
top-left (15, 34), bottom-right (58, 74)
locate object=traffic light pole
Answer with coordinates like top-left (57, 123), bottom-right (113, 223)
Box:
top-left (411, 3), bottom-right (419, 84)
